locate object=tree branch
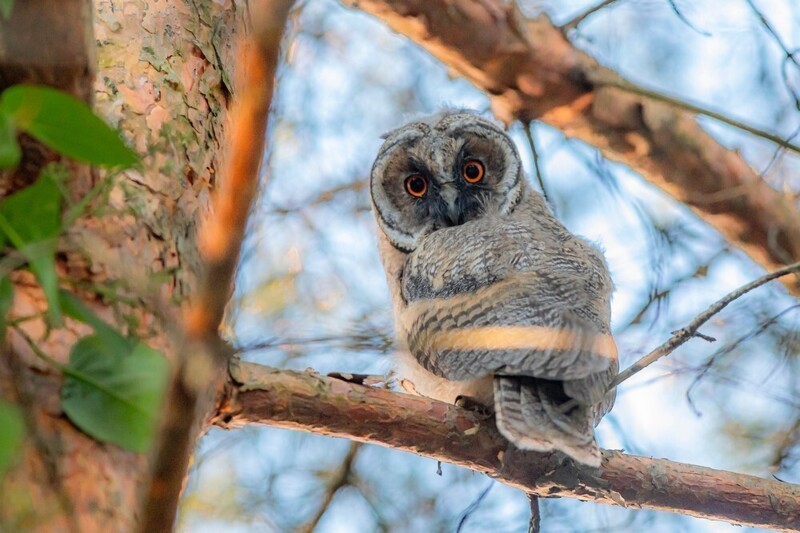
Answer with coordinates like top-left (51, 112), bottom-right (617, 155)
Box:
top-left (214, 362), bottom-right (800, 531)
top-left (613, 259), bottom-right (800, 387)
top-left (343, 0), bottom-right (800, 296)
top-left (297, 442), bottom-right (361, 533)
top-left (558, 259), bottom-right (800, 414)
top-left (561, 0), bottom-right (623, 32)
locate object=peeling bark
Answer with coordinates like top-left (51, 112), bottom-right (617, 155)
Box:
top-left (216, 362), bottom-right (800, 532)
top-left (344, 0), bottom-right (800, 295)
top-left (138, 2), bottom-right (294, 529)
top-left (0, 1), bottom-right (242, 530)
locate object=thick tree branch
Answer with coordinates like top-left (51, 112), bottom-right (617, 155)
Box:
top-left (214, 362), bottom-right (800, 531)
top-left (343, 0), bottom-right (800, 296)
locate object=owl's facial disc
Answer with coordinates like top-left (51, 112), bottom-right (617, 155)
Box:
top-left (371, 111), bottom-right (524, 252)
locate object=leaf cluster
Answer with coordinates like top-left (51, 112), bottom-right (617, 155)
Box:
top-left (0, 85), bottom-right (168, 477)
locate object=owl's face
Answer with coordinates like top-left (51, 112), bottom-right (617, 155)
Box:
top-left (370, 111), bottom-right (524, 252)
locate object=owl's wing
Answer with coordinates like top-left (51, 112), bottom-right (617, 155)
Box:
top-left (399, 227), bottom-right (616, 386)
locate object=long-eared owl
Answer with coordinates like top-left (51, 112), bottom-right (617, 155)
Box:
top-left (370, 110), bottom-right (617, 466)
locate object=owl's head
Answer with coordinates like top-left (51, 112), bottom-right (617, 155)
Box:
top-left (370, 110), bottom-right (525, 252)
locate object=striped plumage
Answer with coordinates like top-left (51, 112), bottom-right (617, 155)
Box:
top-left (370, 110), bottom-right (617, 467)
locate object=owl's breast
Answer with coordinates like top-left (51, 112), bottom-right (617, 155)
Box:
top-left (400, 216), bottom-right (540, 303)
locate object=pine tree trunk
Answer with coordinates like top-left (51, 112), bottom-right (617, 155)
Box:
top-left (0, 1), bottom-right (242, 529)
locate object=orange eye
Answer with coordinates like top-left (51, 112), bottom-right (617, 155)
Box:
top-left (404, 174), bottom-right (428, 198)
top-left (462, 160), bottom-right (485, 183)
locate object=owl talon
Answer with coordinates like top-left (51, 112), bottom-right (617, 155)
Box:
top-left (454, 395), bottom-right (494, 418)
top-left (327, 372), bottom-right (388, 387)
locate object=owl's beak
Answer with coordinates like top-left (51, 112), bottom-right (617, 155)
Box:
top-left (438, 184), bottom-right (462, 227)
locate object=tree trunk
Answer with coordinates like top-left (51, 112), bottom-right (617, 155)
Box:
top-left (0, 0), bottom-right (242, 530)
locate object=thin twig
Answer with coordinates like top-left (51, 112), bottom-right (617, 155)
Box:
top-left (684, 302), bottom-right (800, 416)
top-left (771, 416), bottom-right (800, 472)
top-left (456, 480), bottom-right (494, 533)
top-left (527, 494), bottom-right (541, 533)
top-left (592, 77), bottom-right (800, 155)
top-left (745, 0), bottom-right (800, 111)
top-left (298, 442), bottom-right (361, 533)
top-left (561, 0), bottom-right (622, 32)
top-left (745, 0), bottom-right (799, 71)
top-left (666, 0), bottom-right (710, 37)
top-left (612, 260), bottom-right (800, 388)
top-left (558, 260), bottom-right (800, 414)
top-left (523, 121), bottom-right (552, 207)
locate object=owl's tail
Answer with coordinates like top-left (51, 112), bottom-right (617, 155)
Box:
top-left (493, 376), bottom-right (601, 467)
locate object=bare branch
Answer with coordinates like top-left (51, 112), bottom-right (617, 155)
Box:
top-left (527, 494), bottom-right (540, 533)
top-left (456, 481), bottom-right (494, 533)
top-left (215, 362), bottom-right (800, 531)
top-left (523, 122), bottom-right (551, 207)
top-left (613, 260), bottom-right (800, 388)
top-left (665, 0), bottom-right (711, 37)
top-left (345, 0), bottom-right (800, 296)
top-left (561, 0), bottom-right (623, 32)
top-left (298, 442), bottom-right (361, 533)
top-left (592, 77), bottom-right (800, 155)
top-left (745, 0), bottom-right (799, 72)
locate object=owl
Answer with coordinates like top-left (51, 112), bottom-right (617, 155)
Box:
top-left (369, 110), bottom-right (617, 467)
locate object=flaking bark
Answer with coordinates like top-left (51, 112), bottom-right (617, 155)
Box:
top-left (0, 0), bottom-right (241, 530)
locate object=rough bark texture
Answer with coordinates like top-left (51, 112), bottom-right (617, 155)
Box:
top-left (343, 0), bottom-right (800, 295)
top-left (0, 0), bottom-right (242, 530)
top-left (139, 2), bottom-right (294, 529)
top-left (216, 362), bottom-right (800, 532)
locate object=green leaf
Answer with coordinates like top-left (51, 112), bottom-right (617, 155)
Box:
top-left (59, 290), bottom-right (133, 355)
top-left (0, 171), bottom-right (61, 242)
top-left (0, 276), bottom-right (12, 343)
top-left (0, 0), bottom-right (12, 19)
top-left (0, 85), bottom-right (138, 168)
top-left (0, 111), bottom-right (20, 169)
top-left (0, 401), bottom-right (25, 476)
top-left (0, 173), bottom-right (62, 324)
top-left (62, 336), bottom-right (169, 453)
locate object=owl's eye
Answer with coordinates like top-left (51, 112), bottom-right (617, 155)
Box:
top-left (462, 160), bottom-right (485, 183)
top-left (404, 175), bottom-right (428, 198)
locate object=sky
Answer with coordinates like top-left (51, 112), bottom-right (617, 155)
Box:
top-left (180, 1), bottom-right (800, 531)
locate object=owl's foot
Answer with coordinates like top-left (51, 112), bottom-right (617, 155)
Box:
top-left (327, 372), bottom-right (389, 387)
top-left (454, 395), bottom-right (494, 419)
